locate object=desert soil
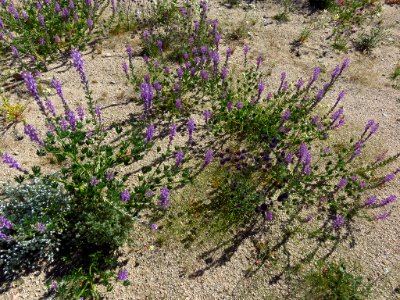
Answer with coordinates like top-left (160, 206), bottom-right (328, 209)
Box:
top-left (1, 1), bottom-right (400, 299)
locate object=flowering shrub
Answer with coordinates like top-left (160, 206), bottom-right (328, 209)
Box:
top-left (0, 49), bottom-right (195, 298)
top-left (137, 0), bottom-right (220, 62)
top-left (0, 0), bottom-right (105, 70)
top-left (132, 42), bottom-right (399, 257)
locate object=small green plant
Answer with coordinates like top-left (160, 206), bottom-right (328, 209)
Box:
top-left (0, 97), bottom-right (26, 126)
top-left (304, 261), bottom-right (371, 300)
top-left (273, 0), bottom-right (290, 23)
top-left (390, 64), bottom-right (400, 80)
top-left (355, 27), bottom-right (384, 52)
top-left (297, 28), bottom-right (312, 45)
top-left (226, 17), bottom-right (254, 41)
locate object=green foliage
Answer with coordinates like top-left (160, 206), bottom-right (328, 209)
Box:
top-left (304, 261), bottom-right (371, 300)
top-left (355, 27), bottom-right (384, 52)
top-left (390, 64), bottom-right (400, 80)
top-left (297, 28), bottom-right (312, 45)
top-left (0, 96), bottom-right (26, 125)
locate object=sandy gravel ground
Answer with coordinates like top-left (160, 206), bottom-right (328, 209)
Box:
top-left (1, 1), bottom-right (399, 299)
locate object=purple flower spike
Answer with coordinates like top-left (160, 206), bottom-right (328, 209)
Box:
top-left (35, 223), bottom-right (46, 233)
top-left (126, 45), bottom-right (133, 62)
top-left (200, 70), bottom-right (209, 81)
top-left (95, 105), bottom-right (102, 122)
top-left (332, 215), bottom-right (345, 230)
top-left (236, 102), bottom-right (243, 110)
top-left (187, 118), bottom-right (195, 141)
top-left (22, 72), bottom-right (46, 115)
top-left (120, 190), bottom-right (130, 202)
top-left (150, 223), bottom-right (158, 231)
top-left (203, 110), bottom-right (212, 124)
top-left (90, 177), bottom-right (99, 186)
top-left (24, 124), bottom-right (43, 145)
top-left (122, 62), bottom-right (129, 78)
top-left (337, 177), bottom-right (348, 190)
top-left (374, 212), bottom-right (390, 220)
top-left (258, 81), bottom-right (265, 98)
top-left (379, 195), bottom-right (397, 207)
top-left (282, 109), bottom-right (291, 122)
top-left (145, 124), bottom-right (155, 143)
top-left (285, 153), bottom-right (293, 164)
top-left (383, 173), bottom-right (395, 183)
top-left (140, 82), bottom-right (154, 114)
top-left (38, 14), bottom-right (45, 27)
top-left (45, 99), bottom-right (56, 116)
top-left (106, 172), bottom-right (115, 181)
top-left (159, 187), bottom-right (170, 208)
top-left (77, 105), bottom-right (85, 121)
top-left (265, 211), bottom-right (273, 221)
top-left (175, 150), bottom-right (184, 167)
top-left (71, 49), bottom-right (87, 85)
top-left (66, 110), bottom-right (77, 131)
top-left (176, 99), bottom-right (182, 110)
top-left (0, 215), bottom-right (14, 229)
top-left (169, 123), bottom-right (177, 143)
top-left (1, 152), bottom-right (25, 172)
top-left (55, 35), bottom-right (61, 43)
top-left (363, 196), bottom-right (377, 207)
top-left (87, 17), bottom-right (93, 32)
top-left (341, 58), bottom-right (350, 72)
top-left (204, 149), bottom-right (214, 166)
top-left (117, 270), bottom-right (129, 281)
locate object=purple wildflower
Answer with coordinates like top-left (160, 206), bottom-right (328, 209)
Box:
top-left (59, 118), bottom-right (68, 130)
top-left (55, 35), bottom-right (61, 43)
top-left (11, 46), bottom-right (19, 59)
top-left (169, 123), bottom-right (177, 143)
top-left (159, 187), bottom-right (170, 208)
top-left (363, 196), bottom-right (377, 207)
top-left (307, 67), bottom-right (320, 91)
top-left (175, 150), bottom-right (184, 167)
top-left (126, 45), bottom-right (133, 62)
top-left (140, 82), bottom-right (154, 114)
top-left (265, 211), bottom-right (273, 221)
top-left (24, 124), bottom-right (43, 145)
top-left (282, 109), bottom-right (291, 122)
top-left (145, 190), bottom-right (153, 198)
top-left (221, 67), bottom-right (228, 80)
top-left (117, 270), bottom-right (129, 281)
top-left (145, 124), bottom-right (155, 143)
top-left (66, 110), bottom-right (77, 130)
top-left (45, 99), bottom-right (56, 116)
top-left (55, 2), bottom-right (61, 13)
top-left (35, 223), bottom-right (46, 233)
top-left (374, 212), bottom-right (390, 220)
top-left (258, 81), bottom-right (265, 98)
top-left (332, 215), bottom-right (345, 230)
top-left (95, 105), bottom-right (102, 122)
top-left (120, 190), bottom-right (130, 202)
top-left (176, 99), bottom-right (182, 110)
top-left (331, 107), bottom-right (344, 123)
top-left (22, 72), bottom-right (46, 115)
top-left (0, 232), bottom-right (10, 241)
top-left (154, 81), bottom-right (162, 92)
top-left (62, 7), bottom-right (69, 20)
top-left (236, 101), bottom-right (243, 110)
top-left (8, 4), bottom-right (19, 19)
top-left (227, 102), bottom-right (233, 112)
top-left (174, 82), bottom-right (180, 91)
top-left (77, 106), bottom-right (84, 121)
top-left (204, 110), bottom-right (212, 124)
top-left (383, 173), bottom-right (395, 183)
top-left (341, 58), bottom-right (350, 72)
top-left (297, 79), bottom-right (304, 92)
top-left (379, 195), bottom-right (397, 207)
top-left (204, 149), bottom-right (214, 166)
top-left (337, 178), bottom-right (348, 190)
top-left (106, 172), bottom-right (115, 181)
top-left (0, 215), bottom-right (14, 229)
top-left (122, 62), bottom-right (129, 78)
top-left (256, 56), bottom-right (262, 70)
top-left (90, 177), bottom-right (99, 186)
top-left (285, 153), bottom-right (293, 164)
top-left (150, 223), bottom-right (158, 231)
top-left (87, 17), bottom-right (93, 32)
top-left (187, 118), bottom-right (195, 141)
top-left (200, 70), bottom-right (209, 81)
top-left (38, 14), bottom-right (45, 27)
top-left (71, 49), bottom-right (87, 85)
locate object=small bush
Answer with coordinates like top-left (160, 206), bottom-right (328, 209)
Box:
top-left (355, 27), bottom-right (384, 52)
top-left (0, 177), bottom-right (71, 281)
top-left (304, 261), bottom-right (371, 300)
top-left (0, 0), bottom-right (106, 70)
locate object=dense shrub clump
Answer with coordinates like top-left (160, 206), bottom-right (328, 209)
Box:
top-left (0, 0), bottom-right (105, 70)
